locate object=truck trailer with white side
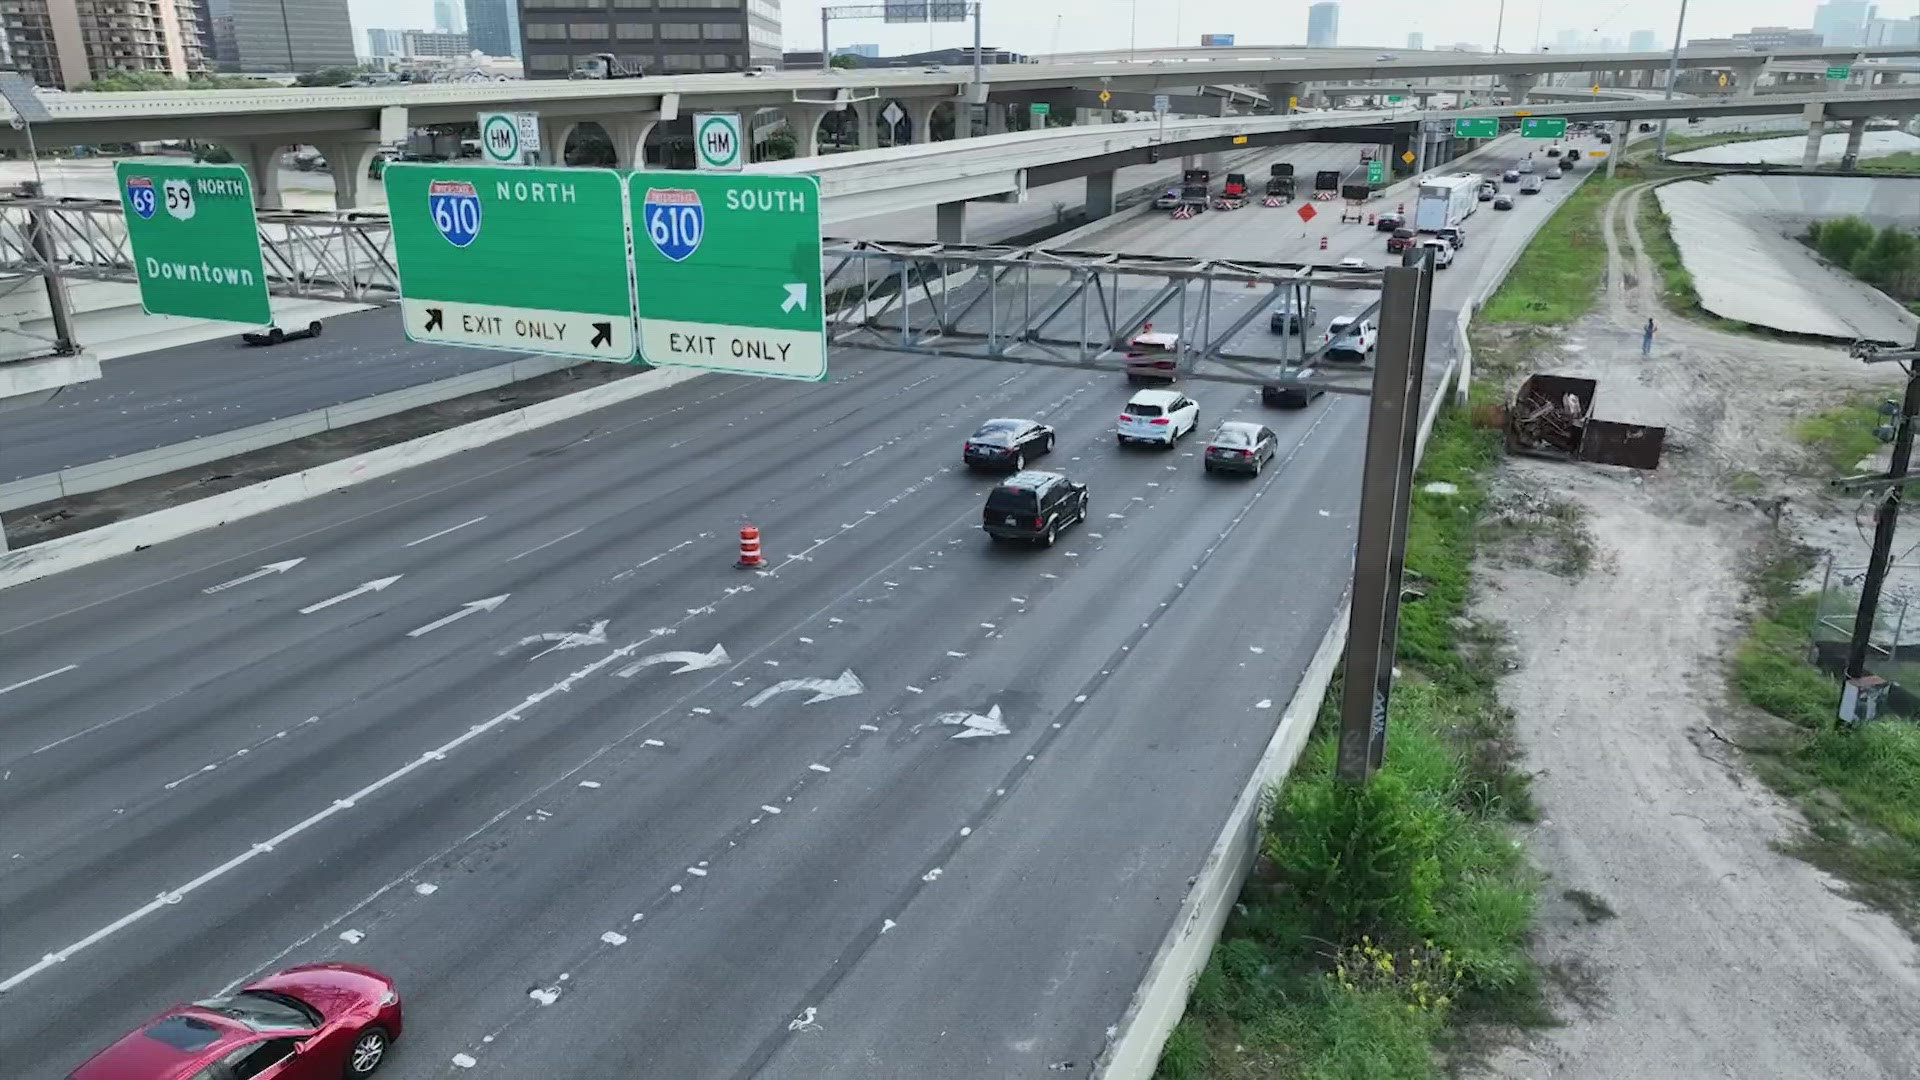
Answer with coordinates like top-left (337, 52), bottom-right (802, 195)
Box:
top-left (1414, 174), bottom-right (1480, 232)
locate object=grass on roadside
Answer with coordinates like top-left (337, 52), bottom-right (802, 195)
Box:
top-left (1857, 151), bottom-right (1920, 173)
top-left (1157, 409), bottom-right (1546, 1080)
top-left (1477, 171), bottom-right (1637, 325)
top-left (1792, 396), bottom-right (1885, 475)
top-left (1730, 545), bottom-right (1920, 932)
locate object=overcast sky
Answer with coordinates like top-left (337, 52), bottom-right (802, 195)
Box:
top-left (349, 1), bottom-right (1920, 53)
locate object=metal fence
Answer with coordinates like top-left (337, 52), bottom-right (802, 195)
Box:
top-left (1811, 554), bottom-right (1920, 672)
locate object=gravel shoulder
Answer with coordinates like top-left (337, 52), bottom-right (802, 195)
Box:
top-left (1467, 177), bottom-right (1920, 1079)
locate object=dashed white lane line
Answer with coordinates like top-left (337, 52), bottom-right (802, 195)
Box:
top-left (403, 515), bottom-right (487, 548)
top-left (507, 527), bottom-right (587, 563)
top-left (160, 717), bottom-right (320, 791)
top-left (0, 664), bottom-right (78, 697)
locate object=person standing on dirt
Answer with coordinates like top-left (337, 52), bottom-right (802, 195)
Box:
top-left (1642, 317), bottom-right (1657, 357)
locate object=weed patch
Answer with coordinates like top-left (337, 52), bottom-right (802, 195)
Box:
top-left (1478, 491), bottom-right (1595, 578)
top-left (1158, 410), bottom-right (1544, 1079)
top-left (1792, 396), bottom-right (1885, 475)
top-left (1479, 175), bottom-right (1635, 325)
top-left (1730, 546), bottom-right (1920, 934)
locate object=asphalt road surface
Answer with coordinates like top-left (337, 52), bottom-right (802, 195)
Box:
top-left (5, 144), bottom-right (1372, 487)
top-left (1, 138), bottom-right (1598, 1078)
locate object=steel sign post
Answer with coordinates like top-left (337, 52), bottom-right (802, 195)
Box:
top-left (116, 161), bottom-right (271, 325)
top-left (695, 113), bottom-right (745, 172)
top-left (385, 163), bottom-right (636, 361)
top-left (629, 173), bottom-right (827, 382)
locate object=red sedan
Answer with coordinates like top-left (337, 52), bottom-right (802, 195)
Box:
top-left (68, 963), bottom-right (402, 1080)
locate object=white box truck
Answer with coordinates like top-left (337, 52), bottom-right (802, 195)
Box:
top-left (1414, 174), bottom-right (1480, 232)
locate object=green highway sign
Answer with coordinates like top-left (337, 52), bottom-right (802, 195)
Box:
top-left (1519, 116), bottom-right (1568, 139)
top-left (695, 112), bottom-right (745, 172)
top-left (1386, 94), bottom-right (1403, 103)
top-left (629, 173), bottom-right (826, 382)
top-left (1367, 158), bottom-right (1385, 185)
top-left (1030, 102), bottom-right (1050, 122)
top-left (117, 162), bottom-right (270, 326)
top-left (385, 163), bottom-right (635, 361)
top-left (1452, 116), bottom-right (1498, 139)
top-left (1827, 65), bottom-right (1852, 80)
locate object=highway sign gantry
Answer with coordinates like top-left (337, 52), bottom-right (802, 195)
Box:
top-left (116, 161), bottom-right (271, 325)
top-left (628, 173), bottom-right (827, 382)
top-left (1519, 116), bottom-right (1568, 139)
top-left (1451, 116), bottom-right (1498, 139)
top-left (386, 163), bottom-right (636, 361)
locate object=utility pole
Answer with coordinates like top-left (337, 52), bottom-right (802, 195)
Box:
top-left (1653, 0), bottom-right (1691, 161)
top-left (1839, 329), bottom-right (1920, 722)
top-left (1494, 0), bottom-right (1507, 54)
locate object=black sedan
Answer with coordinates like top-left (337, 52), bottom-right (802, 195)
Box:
top-left (1262, 373), bottom-right (1326, 409)
top-left (1493, 195), bottom-right (1515, 210)
top-left (1374, 213), bottom-right (1404, 233)
top-left (1268, 302), bottom-right (1316, 335)
top-left (242, 320), bottom-right (323, 346)
top-left (963, 417), bottom-right (1055, 471)
top-left (1204, 421), bottom-right (1280, 476)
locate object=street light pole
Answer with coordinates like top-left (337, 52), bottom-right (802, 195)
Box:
top-left (1494, 0), bottom-right (1506, 54)
top-left (1654, 0), bottom-right (1691, 161)
top-left (1130, 1), bottom-right (1137, 62)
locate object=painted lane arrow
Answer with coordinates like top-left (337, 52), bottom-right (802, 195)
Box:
top-left (204, 558), bottom-right (304, 594)
top-left (938, 704), bottom-right (1009, 740)
top-left (424, 307), bottom-right (444, 333)
top-left (781, 283), bottom-right (808, 314)
top-left (591, 322), bottom-right (613, 348)
top-left (406, 594), bottom-right (510, 638)
top-left (615, 643), bottom-right (731, 678)
top-left (743, 669), bottom-right (864, 708)
top-left (297, 575), bottom-right (402, 614)
top-left (501, 619), bottom-right (609, 660)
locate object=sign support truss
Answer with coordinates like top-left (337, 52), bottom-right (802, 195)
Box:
top-left (821, 240), bottom-right (1385, 391)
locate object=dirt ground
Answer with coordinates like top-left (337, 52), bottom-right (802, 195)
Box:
top-left (1466, 182), bottom-right (1920, 1078)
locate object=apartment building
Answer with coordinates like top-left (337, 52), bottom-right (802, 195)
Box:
top-left (519, 0), bottom-right (783, 79)
top-left (0, 0), bottom-right (209, 88)
top-left (204, 0), bottom-right (353, 73)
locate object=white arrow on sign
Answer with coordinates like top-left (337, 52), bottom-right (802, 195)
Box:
top-left (938, 704), bottom-right (1009, 739)
top-left (744, 669), bottom-right (864, 708)
top-left (503, 619), bottom-right (609, 659)
top-left (204, 559), bottom-right (304, 594)
top-left (406, 594), bottom-right (510, 638)
top-left (615, 643), bottom-right (731, 678)
top-left (781, 283), bottom-right (808, 314)
top-left (297, 575), bottom-right (402, 614)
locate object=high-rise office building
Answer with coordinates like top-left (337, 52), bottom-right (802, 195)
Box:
top-left (434, 0), bottom-right (464, 35)
top-left (465, 0), bottom-right (519, 57)
top-left (520, 0), bottom-right (783, 79)
top-left (1628, 29), bottom-right (1657, 51)
top-left (0, 0), bottom-right (209, 89)
top-left (1306, 2), bottom-right (1338, 48)
top-left (205, 0), bottom-right (354, 72)
top-left (1865, 15), bottom-right (1919, 46)
top-left (365, 27), bottom-right (406, 58)
top-left (1812, 0), bottom-right (1874, 47)
top-left (1736, 26), bottom-right (1825, 49)
top-left (1406, 32), bottom-right (1423, 50)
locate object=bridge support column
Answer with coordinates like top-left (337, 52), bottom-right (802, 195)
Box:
top-left (953, 97), bottom-right (976, 138)
top-left (228, 139), bottom-right (286, 209)
top-left (1084, 170), bottom-right (1116, 220)
top-left (1265, 81), bottom-right (1304, 114)
top-left (1501, 72), bottom-right (1538, 104)
top-left (784, 105), bottom-right (829, 157)
top-left (852, 101), bottom-right (879, 148)
top-left (1801, 103), bottom-right (1828, 170)
top-left (313, 136), bottom-right (382, 209)
top-left (1391, 131), bottom-right (1413, 175)
top-left (911, 99), bottom-right (941, 144)
top-left (986, 102), bottom-right (1008, 134)
top-left (936, 200), bottom-right (966, 244)
top-left (1734, 61), bottom-right (1766, 97)
top-left (539, 120), bottom-right (578, 167)
top-left (602, 115), bottom-right (658, 171)
top-left (1842, 116), bottom-right (1867, 170)
top-left (1607, 120), bottom-right (1626, 178)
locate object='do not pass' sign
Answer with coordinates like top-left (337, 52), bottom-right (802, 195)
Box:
top-left (385, 163), bottom-right (636, 361)
top-left (629, 173), bottom-right (826, 381)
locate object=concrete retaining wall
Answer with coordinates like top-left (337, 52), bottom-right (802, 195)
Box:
top-left (0, 353), bottom-right (586, 513)
top-left (0, 364), bottom-right (704, 590)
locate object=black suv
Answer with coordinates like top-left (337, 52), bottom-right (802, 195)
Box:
top-left (1268, 300), bottom-right (1315, 335)
top-left (982, 470), bottom-right (1089, 547)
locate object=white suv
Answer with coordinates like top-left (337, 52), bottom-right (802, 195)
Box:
top-left (1323, 316), bottom-right (1377, 361)
top-left (1117, 389), bottom-right (1200, 447)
